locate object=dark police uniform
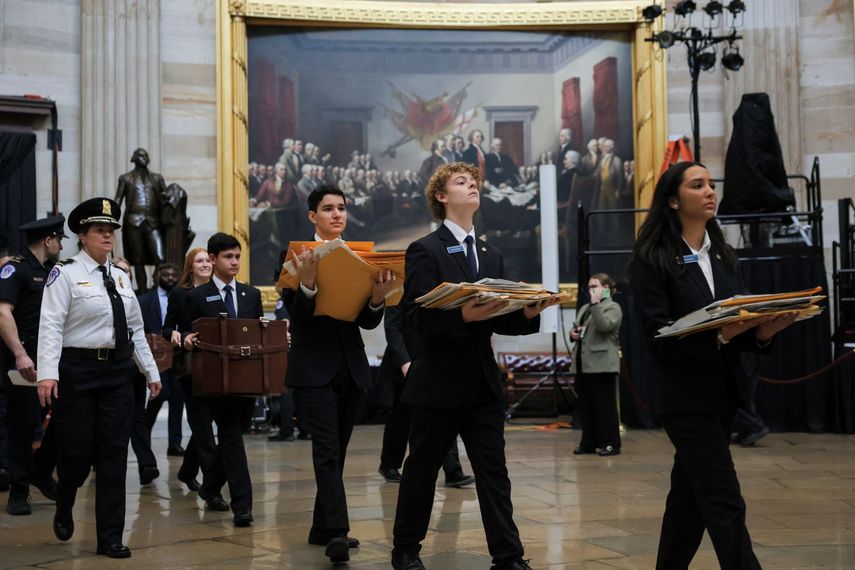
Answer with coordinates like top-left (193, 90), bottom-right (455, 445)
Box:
top-left (0, 216), bottom-right (65, 515)
top-left (37, 198), bottom-right (160, 559)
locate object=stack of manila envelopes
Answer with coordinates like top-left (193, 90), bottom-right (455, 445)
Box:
top-left (415, 278), bottom-right (572, 319)
top-left (656, 286), bottom-right (825, 338)
top-left (277, 240), bottom-right (405, 322)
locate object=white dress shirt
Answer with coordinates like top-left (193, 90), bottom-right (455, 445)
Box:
top-left (683, 230), bottom-right (714, 296)
top-left (443, 218), bottom-right (479, 273)
top-left (157, 286), bottom-right (169, 326)
top-left (212, 274), bottom-right (239, 310)
top-left (37, 249), bottom-right (160, 384)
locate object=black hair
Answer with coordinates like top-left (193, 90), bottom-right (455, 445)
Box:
top-left (632, 161), bottom-right (738, 277)
top-left (307, 185), bottom-right (346, 213)
top-left (155, 262), bottom-right (180, 274)
top-left (207, 232), bottom-right (241, 256)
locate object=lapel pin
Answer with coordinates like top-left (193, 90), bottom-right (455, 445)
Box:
top-left (481, 247), bottom-right (486, 252)
top-left (715, 254), bottom-right (721, 259)
top-left (241, 291), bottom-right (246, 296)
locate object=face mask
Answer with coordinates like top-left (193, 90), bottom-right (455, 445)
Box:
top-left (601, 287), bottom-right (611, 300)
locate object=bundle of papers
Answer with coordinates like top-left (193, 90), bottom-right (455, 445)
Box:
top-left (415, 278), bottom-right (572, 319)
top-left (276, 240), bottom-right (405, 322)
top-left (656, 286), bottom-right (825, 338)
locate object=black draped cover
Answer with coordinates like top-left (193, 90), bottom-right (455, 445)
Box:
top-left (620, 249), bottom-right (853, 432)
top-left (0, 133), bottom-right (37, 254)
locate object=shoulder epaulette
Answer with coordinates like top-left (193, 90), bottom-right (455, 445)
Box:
top-left (9, 255), bottom-right (24, 263)
top-left (55, 258), bottom-right (75, 266)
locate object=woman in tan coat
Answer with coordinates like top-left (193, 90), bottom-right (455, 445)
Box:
top-left (570, 273), bottom-right (622, 456)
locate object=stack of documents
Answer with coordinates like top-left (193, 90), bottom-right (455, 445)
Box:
top-left (276, 240), bottom-right (405, 322)
top-left (415, 278), bottom-right (572, 319)
top-left (656, 286), bottom-right (825, 338)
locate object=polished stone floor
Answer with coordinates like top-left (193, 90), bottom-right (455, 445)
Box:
top-left (4, 422), bottom-right (855, 569)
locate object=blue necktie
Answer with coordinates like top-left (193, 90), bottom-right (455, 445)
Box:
top-left (464, 235), bottom-right (478, 281)
top-left (223, 284), bottom-right (237, 318)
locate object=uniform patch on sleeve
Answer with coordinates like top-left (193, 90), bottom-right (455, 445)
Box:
top-left (0, 264), bottom-right (15, 279)
top-left (46, 266), bottom-right (61, 287)
top-left (275, 299), bottom-right (283, 310)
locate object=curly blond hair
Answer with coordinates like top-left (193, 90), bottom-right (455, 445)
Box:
top-left (424, 162), bottom-right (482, 221)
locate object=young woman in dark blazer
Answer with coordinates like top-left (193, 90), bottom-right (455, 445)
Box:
top-left (629, 162), bottom-right (796, 569)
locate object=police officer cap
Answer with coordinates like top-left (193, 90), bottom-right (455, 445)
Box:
top-left (19, 215), bottom-right (68, 240)
top-left (68, 197), bottom-right (122, 233)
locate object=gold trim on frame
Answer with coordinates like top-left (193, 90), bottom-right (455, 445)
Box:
top-left (217, 0), bottom-right (668, 309)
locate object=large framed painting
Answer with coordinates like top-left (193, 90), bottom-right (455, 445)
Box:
top-left (216, 0), bottom-right (668, 308)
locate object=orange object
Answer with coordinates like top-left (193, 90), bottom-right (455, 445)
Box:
top-left (659, 136), bottom-right (694, 178)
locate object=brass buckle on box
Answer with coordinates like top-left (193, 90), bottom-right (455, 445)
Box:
top-left (96, 348), bottom-right (110, 361)
top-left (240, 346), bottom-right (252, 357)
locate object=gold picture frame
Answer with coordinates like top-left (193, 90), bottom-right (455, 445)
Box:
top-left (216, 0), bottom-right (668, 309)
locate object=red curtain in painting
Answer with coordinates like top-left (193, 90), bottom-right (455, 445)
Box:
top-left (249, 57), bottom-right (278, 164)
top-left (592, 57), bottom-right (619, 147)
top-left (278, 76), bottom-right (296, 148)
top-left (561, 78), bottom-right (583, 151)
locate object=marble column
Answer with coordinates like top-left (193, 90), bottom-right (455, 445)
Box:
top-left (81, 0), bottom-right (162, 206)
top-left (723, 0), bottom-right (802, 175)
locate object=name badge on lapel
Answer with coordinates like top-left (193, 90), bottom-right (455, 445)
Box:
top-left (681, 254), bottom-right (700, 264)
top-left (206, 294), bottom-right (221, 302)
top-left (446, 245), bottom-right (465, 254)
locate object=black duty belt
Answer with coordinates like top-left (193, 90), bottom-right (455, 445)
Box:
top-left (61, 347), bottom-right (131, 361)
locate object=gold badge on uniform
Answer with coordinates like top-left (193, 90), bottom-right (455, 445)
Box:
top-left (102, 200), bottom-right (112, 216)
top-left (118, 276), bottom-right (125, 288)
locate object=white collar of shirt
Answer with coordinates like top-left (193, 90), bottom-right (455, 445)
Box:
top-left (682, 231), bottom-right (714, 295)
top-left (157, 287), bottom-right (169, 298)
top-left (77, 249), bottom-right (108, 276)
top-left (443, 219), bottom-right (476, 246)
top-left (313, 233), bottom-right (343, 243)
top-left (683, 231), bottom-right (711, 257)
top-left (212, 274), bottom-right (237, 292)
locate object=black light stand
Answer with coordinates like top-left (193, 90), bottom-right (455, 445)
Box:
top-left (643, 0), bottom-right (746, 162)
top-left (504, 332), bottom-right (575, 422)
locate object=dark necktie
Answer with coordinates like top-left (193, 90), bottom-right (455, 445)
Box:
top-left (98, 265), bottom-right (129, 357)
top-left (222, 284), bottom-right (237, 318)
top-left (464, 235), bottom-right (478, 281)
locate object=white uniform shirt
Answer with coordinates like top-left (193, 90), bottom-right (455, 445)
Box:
top-left (37, 250), bottom-right (160, 384)
top-left (443, 218), bottom-right (479, 274)
top-left (211, 274), bottom-right (238, 309)
top-left (682, 230), bottom-right (715, 297)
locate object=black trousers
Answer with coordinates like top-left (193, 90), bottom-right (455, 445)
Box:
top-left (380, 379), bottom-right (465, 479)
top-left (145, 370), bottom-right (185, 448)
top-left (2, 375), bottom-right (57, 495)
top-left (392, 397), bottom-right (523, 566)
top-left (54, 357), bottom-right (135, 547)
top-left (129, 372), bottom-right (157, 474)
top-left (200, 396), bottom-right (254, 512)
top-left (176, 375), bottom-right (211, 482)
top-left (293, 370), bottom-right (362, 538)
top-left (574, 372), bottom-right (621, 450)
top-left (657, 413), bottom-right (761, 570)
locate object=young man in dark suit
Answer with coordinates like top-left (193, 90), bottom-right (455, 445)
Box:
top-left (139, 263), bottom-right (185, 457)
top-left (391, 163), bottom-right (560, 570)
top-left (286, 185), bottom-right (398, 565)
top-left (180, 232), bottom-right (263, 528)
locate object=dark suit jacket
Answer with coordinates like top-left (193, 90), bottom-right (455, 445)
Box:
top-left (629, 243), bottom-right (768, 416)
top-left (179, 280), bottom-right (264, 339)
top-left (139, 288), bottom-right (166, 335)
top-left (484, 152), bottom-right (519, 187)
top-left (554, 142), bottom-right (573, 166)
top-left (461, 144), bottom-right (485, 168)
top-left (377, 305), bottom-right (415, 387)
top-left (284, 280), bottom-right (383, 391)
top-left (401, 224), bottom-right (540, 408)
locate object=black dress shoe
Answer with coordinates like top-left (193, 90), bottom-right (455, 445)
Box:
top-left (200, 492), bottom-right (230, 512)
top-left (325, 536), bottom-right (350, 565)
top-left (444, 474), bottom-right (475, 488)
top-left (297, 431), bottom-right (312, 440)
top-left (178, 473), bottom-right (201, 492)
top-left (53, 508), bottom-right (74, 541)
top-left (391, 551), bottom-right (426, 570)
top-left (233, 508), bottom-right (253, 527)
top-left (308, 532), bottom-right (360, 548)
top-left (97, 543), bottom-right (132, 558)
top-left (598, 445), bottom-right (621, 457)
top-left (739, 426), bottom-right (770, 446)
top-left (268, 432), bottom-right (295, 442)
top-left (32, 474), bottom-right (58, 501)
top-left (0, 467), bottom-right (9, 492)
top-left (378, 465), bottom-right (402, 482)
top-left (573, 445), bottom-right (596, 455)
top-left (166, 445), bottom-right (186, 457)
top-left (139, 465), bottom-right (160, 485)
top-left (6, 492), bottom-right (32, 516)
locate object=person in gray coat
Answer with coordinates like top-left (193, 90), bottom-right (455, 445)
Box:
top-left (570, 273), bottom-right (623, 456)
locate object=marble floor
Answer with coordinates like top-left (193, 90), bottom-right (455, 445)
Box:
top-left (3, 422), bottom-right (855, 569)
